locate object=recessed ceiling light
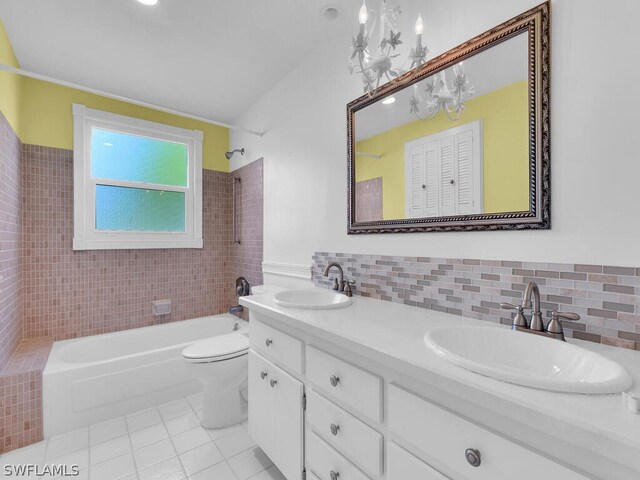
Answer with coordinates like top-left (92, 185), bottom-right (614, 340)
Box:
top-left (137, 0), bottom-right (158, 6)
top-left (382, 97), bottom-right (396, 105)
top-left (320, 4), bottom-right (340, 21)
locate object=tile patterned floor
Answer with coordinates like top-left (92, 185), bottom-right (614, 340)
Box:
top-left (0, 393), bottom-right (285, 480)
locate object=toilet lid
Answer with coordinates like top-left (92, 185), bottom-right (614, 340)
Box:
top-left (182, 333), bottom-right (249, 361)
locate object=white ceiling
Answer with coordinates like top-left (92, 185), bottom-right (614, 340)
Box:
top-left (355, 31), bottom-right (529, 141)
top-left (0, 0), bottom-right (357, 124)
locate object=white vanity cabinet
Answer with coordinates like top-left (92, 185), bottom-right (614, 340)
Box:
top-left (247, 314), bottom-right (591, 480)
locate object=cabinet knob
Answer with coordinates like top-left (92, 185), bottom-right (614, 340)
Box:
top-left (270, 379), bottom-right (278, 388)
top-left (329, 375), bottom-right (340, 387)
top-left (330, 471), bottom-right (340, 480)
top-left (265, 338), bottom-right (273, 347)
top-left (465, 448), bottom-right (481, 467)
top-left (260, 371), bottom-right (267, 380)
top-left (330, 424), bottom-right (340, 436)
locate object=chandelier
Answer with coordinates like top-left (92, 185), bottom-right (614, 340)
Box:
top-left (409, 62), bottom-right (475, 121)
top-left (349, 0), bottom-right (474, 121)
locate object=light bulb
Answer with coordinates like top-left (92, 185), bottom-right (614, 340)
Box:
top-left (382, 97), bottom-right (396, 105)
top-left (137, 0), bottom-right (158, 5)
top-left (415, 14), bottom-right (424, 35)
top-left (359, 1), bottom-right (368, 24)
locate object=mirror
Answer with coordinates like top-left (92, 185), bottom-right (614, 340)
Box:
top-left (348, 4), bottom-right (550, 233)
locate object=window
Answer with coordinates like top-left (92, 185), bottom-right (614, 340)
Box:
top-left (405, 120), bottom-right (483, 218)
top-left (72, 104), bottom-right (203, 250)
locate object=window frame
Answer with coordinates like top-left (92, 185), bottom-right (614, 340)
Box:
top-left (72, 104), bottom-right (203, 250)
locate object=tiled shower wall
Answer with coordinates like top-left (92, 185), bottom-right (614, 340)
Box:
top-left (0, 112), bottom-right (22, 372)
top-left (229, 159), bottom-right (264, 292)
top-left (21, 146), bottom-right (263, 341)
top-left (313, 252), bottom-right (640, 350)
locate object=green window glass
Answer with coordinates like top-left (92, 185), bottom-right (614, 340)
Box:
top-left (91, 128), bottom-right (188, 187)
top-left (95, 185), bottom-right (185, 232)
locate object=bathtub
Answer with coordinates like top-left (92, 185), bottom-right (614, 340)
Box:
top-left (43, 314), bottom-right (249, 437)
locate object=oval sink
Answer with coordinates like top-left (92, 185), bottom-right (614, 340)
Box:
top-left (273, 289), bottom-right (352, 310)
top-left (425, 325), bottom-right (633, 394)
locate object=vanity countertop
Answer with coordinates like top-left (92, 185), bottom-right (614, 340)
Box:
top-left (240, 288), bottom-right (640, 478)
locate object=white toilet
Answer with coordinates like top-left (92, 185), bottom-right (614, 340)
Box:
top-left (182, 332), bottom-right (250, 429)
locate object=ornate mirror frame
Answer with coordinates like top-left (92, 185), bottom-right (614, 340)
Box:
top-left (347, 2), bottom-right (550, 234)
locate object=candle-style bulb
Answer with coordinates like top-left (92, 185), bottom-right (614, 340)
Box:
top-left (359, 0), bottom-right (368, 24)
top-left (415, 14), bottom-right (424, 35)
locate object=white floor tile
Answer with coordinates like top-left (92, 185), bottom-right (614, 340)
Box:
top-left (90, 417), bottom-right (128, 445)
top-left (227, 447), bottom-right (272, 480)
top-left (90, 435), bottom-right (131, 465)
top-left (134, 439), bottom-right (176, 470)
top-left (186, 393), bottom-right (204, 411)
top-left (0, 440), bottom-right (47, 466)
top-left (131, 423), bottom-right (169, 450)
top-left (45, 427), bottom-right (89, 459)
top-left (158, 399), bottom-right (193, 421)
top-left (178, 442), bottom-right (224, 477)
top-left (206, 423), bottom-right (244, 442)
top-left (214, 430), bottom-right (256, 459)
top-left (54, 467), bottom-right (89, 480)
top-left (48, 447), bottom-right (90, 472)
top-left (189, 461), bottom-right (237, 480)
top-left (171, 428), bottom-right (211, 455)
top-left (248, 465), bottom-right (286, 480)
top-left (90, 452), bottom-right (136, 480)
top-left (165, 413), bottom-right (201, 436)
top-left (126, 408), bottom-right (163, 432)
top-left (138, 457), bottom-right (186, 480)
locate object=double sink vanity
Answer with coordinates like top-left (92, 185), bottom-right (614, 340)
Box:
top-left (240, 285), bottom-right (640, 480)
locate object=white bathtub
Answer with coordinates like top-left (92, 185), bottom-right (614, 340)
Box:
top-left (43, 314), bottom-right (249, 437)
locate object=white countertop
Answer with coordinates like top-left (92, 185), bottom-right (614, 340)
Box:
top-left (240, 288), bottom-right (640, 479)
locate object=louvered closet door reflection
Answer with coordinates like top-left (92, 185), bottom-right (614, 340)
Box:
top-left (407, 142), bottom-right (426, 218)
top-left (455, 130), bottom-right (475, 215)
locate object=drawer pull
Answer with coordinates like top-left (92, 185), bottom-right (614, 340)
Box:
top-left (260, 371), bottom-right (268, 380)
top-left (465, 448), bottom-right (481, 467)
top-left (330, 423), bottom-right (340, 436)
top-left (329, 471), bottom-right (340, 480)
top-left (265, 338), bottom-right (273, 347)
top-left (329, 375), bottom-right (340, 387)
top-left (270, 379), bottom-right (278, 388)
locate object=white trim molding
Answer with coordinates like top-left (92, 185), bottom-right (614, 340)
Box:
top-left (72, 104), bottom-right (204, 250)
top-left (262, 262), bottom-right (312, 280)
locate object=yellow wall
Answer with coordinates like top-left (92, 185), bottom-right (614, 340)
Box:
top-left (0, 20), bottom-right (229, 171)
top-left (0, 19), bottom-right (21, 134)
top-left (356, 81), bottom-right (529, 219)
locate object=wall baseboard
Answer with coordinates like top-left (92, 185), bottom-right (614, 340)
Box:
top-left (262, 261), bottom-right (311, 280)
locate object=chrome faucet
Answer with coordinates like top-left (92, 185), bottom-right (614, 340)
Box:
top-left (323, 262), bottom-right (354, 297)
top-left (500, 281), bottom-right (580, 341)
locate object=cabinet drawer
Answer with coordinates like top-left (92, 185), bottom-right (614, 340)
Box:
top-left (307, 431), bottom-right (371, 480)
top-left (388, 384), bottom-right (588, 480)
top-left (251, 318), bottom-right (303, 374)
top-left (306, 346), bottom-right (382, 422)
top-left (387, 442), bottom-right (450, 480)
top-left (307, 390), bottom-right (382, 478)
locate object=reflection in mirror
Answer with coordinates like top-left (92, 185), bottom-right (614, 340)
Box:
top-left (354, 32), bottom-right (529, 223)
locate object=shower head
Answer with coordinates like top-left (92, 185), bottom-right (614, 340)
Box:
top-left (225, 148), bottom-right (245, 160)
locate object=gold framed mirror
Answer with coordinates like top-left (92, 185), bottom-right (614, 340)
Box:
top-left (347, 2), bottom-right (550, 234)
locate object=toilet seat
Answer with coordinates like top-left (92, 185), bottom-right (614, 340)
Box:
top-left (182, 333), bottom-right (249, 363)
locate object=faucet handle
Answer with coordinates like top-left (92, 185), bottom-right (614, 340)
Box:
top-left (500, 302), bottom-right (529, 329)
top-left (546, 310), bottom-right (580, 336)
top-left (500, 302), bottom-right (523, 312)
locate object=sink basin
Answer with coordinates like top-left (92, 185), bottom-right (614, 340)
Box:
top-left (273, 289), bottom-right (352, 310)
top-left (425, 325), bottom-right (633, 394)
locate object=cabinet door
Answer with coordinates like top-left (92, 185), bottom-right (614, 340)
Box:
top-left (248, 350), bottom-right (274, 462)
top-left (249, 350), bottom-right (304, 480)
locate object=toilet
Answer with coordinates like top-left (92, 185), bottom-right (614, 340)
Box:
top-left (182, 332), bottom-right (250, 429)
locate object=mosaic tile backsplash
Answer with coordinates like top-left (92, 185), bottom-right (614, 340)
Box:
top-left (313, 252), bottom-right (640, 350)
